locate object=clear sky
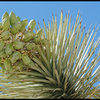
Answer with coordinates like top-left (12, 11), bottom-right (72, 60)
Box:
top-left (0, 1), bottom-right (100, 87)
top-left (0, 2), bottom-right (100, 43)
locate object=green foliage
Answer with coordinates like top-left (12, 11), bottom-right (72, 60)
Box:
top-left (28, 19), bottom-right (36, 31)
top-left (0, 11), bottom-right (45, 74)
top-left (0, 11), bottom-right (100, 99)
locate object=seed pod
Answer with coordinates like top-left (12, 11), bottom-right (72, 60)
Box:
top-left (2, 18), bottom-right (10, 31)
top-left (0, 41), bottom-right (4, 51)
top-left (11, 21), bottom-right (21, 34)
top-left (2, 12), bottom-right (9, 20)
top-left (9, 11), bottom-right (17, 26)
top-left (20, 19), bottom-right (28, 32)
top-left (16, 16), bottom-right (21, 22)
top-left (0, 50), bottom-right (6, 58)
top-left (13, 40), bottom-right (24, 49)
top-left (10, 51), bottom-right (21, 64)
top-left (22, 54), bottom-right (31, 65)
top-left (1, 31), bottom-right (10, 40)
top-left (4, 59), bottom-right (12, 72)
top-left (26, 43), bottom-right (35, 50)
top-left (28, 19), bottom-right (36, 31)
top-left (36, 29), bottom-right (42, 38)
top-left (22, 32), bottom-right (35, 42)
top-left (5, 43), bottom-right (14, 56)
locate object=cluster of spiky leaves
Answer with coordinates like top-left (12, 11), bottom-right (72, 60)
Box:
top-left (0, 11), bottom-right (100, 99)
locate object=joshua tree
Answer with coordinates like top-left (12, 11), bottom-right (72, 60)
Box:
top-left (0, 10), bottom-right (100, 99)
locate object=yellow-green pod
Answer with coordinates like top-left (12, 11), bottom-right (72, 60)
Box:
top-left (2, 18), bottom-right (10, 31)
top-left (5, 43), bottom-right (14, 56)
top-left (1, 31), bottom-right (10, 40)
top-left (9, 11), bottom-right (17, 26)
top-left (4, 59), bottom-right (12, 72)
top-left (20, 19), bottom-right (28, 32)
top-left (36, 29), bottom-right (42, 38)
top-left (28, 19), bottom-right (36, 31)
top-left (0, 41), bottom-right (4, 51)
top-left (26, 43), bottom-right (35, 50)
top-left (22, 54), bottom-right (31, 65)
top-left (16, 16), bottom-right (21, 22)
top-left (11, 21), bottom-right (21, 34)
top-left (10, 51), bottom-right (21, 64)
top-left (0, 50), bottom-right (6, 58)
top-left (2, 12), bottom-right (9, 20)
top-left (13, 40), bottom-right (24, 49)
top-left (22, 32), bottom-right (35, 42)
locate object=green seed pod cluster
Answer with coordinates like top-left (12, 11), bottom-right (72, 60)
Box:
top-left (0, 11), bottom-right (46, 73)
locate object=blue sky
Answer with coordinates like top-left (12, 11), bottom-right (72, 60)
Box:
top-left (0, 1), bottom-right (100, 87)
top-left (0, 2), bottom-right (100, 41)
top-left (0, 1), bottom-right (100, 26)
